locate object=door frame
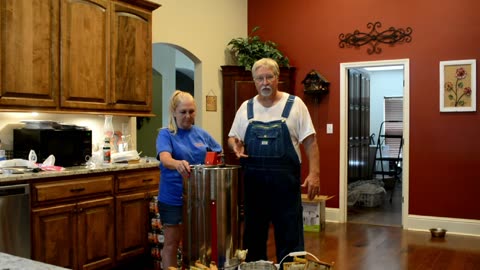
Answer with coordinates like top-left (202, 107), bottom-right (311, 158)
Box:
top-left (339, 59), bottom-right (410, 226)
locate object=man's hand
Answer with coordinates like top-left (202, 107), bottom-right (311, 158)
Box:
top-left (301, 134), bottom-right (320, 200)
top-left (229, 137), bottom-right (248, 159)
top-left (301, 174), bottom-right (320, 200)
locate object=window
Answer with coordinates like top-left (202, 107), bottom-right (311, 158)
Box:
top-left (384, 97), bottom-right (403, 157)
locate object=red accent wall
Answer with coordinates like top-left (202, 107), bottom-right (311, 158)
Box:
top-left (248, 0), bottom-right (480, 220)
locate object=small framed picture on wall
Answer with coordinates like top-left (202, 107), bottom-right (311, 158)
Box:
top-left (440, 59), bottom-right (476, 112)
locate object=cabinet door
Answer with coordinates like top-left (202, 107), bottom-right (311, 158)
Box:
top-left (115, 191), bottom-right (150, 261)
top-left (0, 0), bottom-right (59, 108)
top-left (60, 0), bottom-right (110, 110)
top-left (77, 197), bottom-right (115, 270)
top-left (110, 1), bottom-right (153, 112)
top-left (32, 203), bottom-right (77, 269)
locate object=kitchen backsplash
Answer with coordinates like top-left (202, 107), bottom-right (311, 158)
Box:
top-left (0, 112), bottom-right (133, 153)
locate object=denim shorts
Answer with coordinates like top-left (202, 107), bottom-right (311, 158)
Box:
top-left (158, 202), bottom-right (183, 226)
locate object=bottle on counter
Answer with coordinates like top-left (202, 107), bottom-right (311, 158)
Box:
top-left (103, 137), bottom-right (111, 165)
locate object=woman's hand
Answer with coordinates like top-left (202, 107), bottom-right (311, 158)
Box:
top-left (159, 152), bottom-right (191, 177)
top-left (176, 160), bottom-right (191, 177)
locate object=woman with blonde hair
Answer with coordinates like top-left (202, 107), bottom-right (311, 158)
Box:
top-left (156, 90), bottom-right (222, 268)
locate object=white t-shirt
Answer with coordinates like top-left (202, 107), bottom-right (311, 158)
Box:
top-left (228, 92), bottom-right (316, 161)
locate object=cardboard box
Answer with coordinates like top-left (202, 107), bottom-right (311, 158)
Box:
top-left (301, 194), bottom-right (333, 232)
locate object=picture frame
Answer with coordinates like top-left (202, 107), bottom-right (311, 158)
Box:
top-left (440, 59), bottom-right (476, 112)
top-left (205, 89), bottom-right (217, 112)
top-left (205, 95), bottom-right (217, 111)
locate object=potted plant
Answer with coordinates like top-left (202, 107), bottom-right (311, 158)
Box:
top-left (227, 26), bottom-right (290, 70)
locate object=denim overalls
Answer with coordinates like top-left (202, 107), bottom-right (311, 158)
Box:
top-left (241, 95), bottom-right (304, 262)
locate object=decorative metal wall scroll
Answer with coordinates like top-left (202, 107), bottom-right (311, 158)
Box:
top-left (339, 22), bottom-right (413, 54)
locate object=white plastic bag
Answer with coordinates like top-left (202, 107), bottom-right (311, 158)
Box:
top-left (111, 150), bottom-right (140, 163)
top-left (42, 155), bottom-right (56, 166)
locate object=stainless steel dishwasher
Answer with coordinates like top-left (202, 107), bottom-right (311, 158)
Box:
top-left (0, 183), bottom-right (30, 259)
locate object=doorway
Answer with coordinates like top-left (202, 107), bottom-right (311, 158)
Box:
top-left (339, 59), bottom-right (410, 227)
top-left (136, 43), bottom-right (197, 158)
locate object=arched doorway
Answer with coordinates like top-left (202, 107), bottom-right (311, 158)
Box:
top-left (136, 43), bottom-right (197, 158)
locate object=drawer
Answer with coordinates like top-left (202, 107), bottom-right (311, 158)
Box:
top-left (116, 169), bottom-right (160, 192)
top-left (33, 175), bottom-right (113, 203)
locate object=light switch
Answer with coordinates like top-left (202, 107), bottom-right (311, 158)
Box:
top-left (326, 124), bottom-right (333, 134)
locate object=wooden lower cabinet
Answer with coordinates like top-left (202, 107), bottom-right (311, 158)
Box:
top-left (32, 197), bottom-right (115, 270)
top-left (31, 174), bottom-right (115, 270)
top-left (32, 203), bottom-right (76, 268)
top-left (30, 168), bottom-right (160, 269)
top-left (77, 197), bottom-right (115, 269)
top-left (115, 189), bottom-right (156, 262)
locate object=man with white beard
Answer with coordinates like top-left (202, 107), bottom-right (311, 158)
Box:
top-left (228, 58), bottom-right (321, 264)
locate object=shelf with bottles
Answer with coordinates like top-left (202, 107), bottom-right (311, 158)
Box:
top-left (148, 196), bottom-right (164, 269)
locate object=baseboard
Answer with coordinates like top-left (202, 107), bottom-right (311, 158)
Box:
top-left (406, 215), bottom-right (480, 237)
top-left (325, 207), bottom-right (341, 223)
top-left (324, 207), bottom-right (480, 237)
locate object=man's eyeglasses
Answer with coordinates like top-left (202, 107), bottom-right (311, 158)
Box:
top-left (254, 74), bottom-right (276, 83)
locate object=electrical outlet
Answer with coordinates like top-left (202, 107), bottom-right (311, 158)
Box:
top-left (326, 124), bottom-right (333, 134)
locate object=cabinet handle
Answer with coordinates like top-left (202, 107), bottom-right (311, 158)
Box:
top-left (73, 207), bottom-right (83, 213)
top-left (70, 187), bottom-right (85, 193)
top-left (142, 179), bottom-right (153, 183)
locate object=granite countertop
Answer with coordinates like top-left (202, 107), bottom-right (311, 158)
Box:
top-left (0, 158), bottom-right (160, 184)
top-left (0, 252), bottom-right (70, 270)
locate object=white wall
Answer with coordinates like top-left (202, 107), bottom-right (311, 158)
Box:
top-left (150, 0), bottom-right (248, 144)
top-left (369, 69), bottom-right (404, 138)
top-left (153, 43), bottom-right (177, 127)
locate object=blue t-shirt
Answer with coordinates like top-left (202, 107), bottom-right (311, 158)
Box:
top-left (156, 126), bottom-right (222, 206)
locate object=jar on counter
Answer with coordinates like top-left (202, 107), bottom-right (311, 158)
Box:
top-left (104, 115), bottom-right (114, 138)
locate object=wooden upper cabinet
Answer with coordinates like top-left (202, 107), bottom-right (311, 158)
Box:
top-left (0, 0), bottom-right (159, 115)
top-left (110, 1), bottom-right (153, 112)
top-left (0, 0), bottom-right (59, 108)
top-left (60, 0), bottom-right (110, 110)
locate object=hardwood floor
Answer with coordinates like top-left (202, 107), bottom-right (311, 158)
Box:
top-left (137, 179), bottom-right (480, 270)
top-left (266, 223), bottom-right (480, 270)
top-left (264, 180), bottom-right (480, 270)
top-left (136, 222), bottom-right (480, 270)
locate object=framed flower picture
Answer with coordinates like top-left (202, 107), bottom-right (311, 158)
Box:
top-left (440, 59), bottom-right (476, 112)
